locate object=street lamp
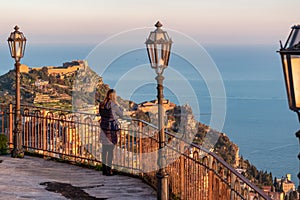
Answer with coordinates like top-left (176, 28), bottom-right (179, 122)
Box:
top-left (145, 21), bottom-right (172, 200)
top-left (8, 25), bottom-right (26, 158)
top-left (278, 24), bottom-right (300, 191)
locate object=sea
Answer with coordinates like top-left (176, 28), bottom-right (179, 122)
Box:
top-left (0, 43), bottom-right (298, 183)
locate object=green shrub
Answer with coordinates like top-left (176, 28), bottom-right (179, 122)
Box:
top-left (0, 134), bottom-right (8, 155)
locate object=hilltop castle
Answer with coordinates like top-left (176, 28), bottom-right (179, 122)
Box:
top-left (19, 60), bottom-right (88, 76)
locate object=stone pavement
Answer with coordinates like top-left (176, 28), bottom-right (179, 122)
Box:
top-left (0, 156), bottom-right (156, 200)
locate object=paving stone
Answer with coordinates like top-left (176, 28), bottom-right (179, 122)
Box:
top-left (0, 156), bottom-right (156, 200)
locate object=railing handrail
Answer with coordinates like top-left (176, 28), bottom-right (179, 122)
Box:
top-left (126, 117), bottom-right (270, 199)
top-left (3, 103), bottom-right (99, 116)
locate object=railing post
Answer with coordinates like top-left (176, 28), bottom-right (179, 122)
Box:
top-left (1, 105), bottom-right (4, 135)
top-left (230, 172), bottom-right (235, 200)
top-left (139, 121), bottom-right (143, 176)
top-left (208, 156), bottom-right (213, 200)
top-left (9, 103), bottom-right (13, 149)
top-left (180, 141), bottom-right (185, 199)
top-left (42, 109), bottom-right (47, 156)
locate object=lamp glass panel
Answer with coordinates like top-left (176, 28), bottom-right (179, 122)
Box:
top-left (146, 43), bottom-right (155, 67)
top-left (160, 44), bottom-right (166, 65)
top-left (156, 32), bottom-right (164, 41)
top-left (22, 40), bottom-right (26, 57)
top-left (287, 29), bottom-right (300, 48)
top-left (149, 32), bottom-right (155, 42)
top-left (15, 32), bottom-right (22, 40)
top-left (157, 44), bottom-right (164, 66)
top-left (15, 41), bottom-right (22, 58)
top-left (154, 44), bottom-right (158, 66)
top-left (8, 41), bottom-right (14, 57)
top-left (283, 55), bottom-right (293, 107)
top-left (146, 42), bottom-right (171, 68)
top-left (291, 55), bottom-right (300, 108)
top-left (164, 33), bottom-right (169, 41)
top-left (167, 44), bottom-right (171, 66)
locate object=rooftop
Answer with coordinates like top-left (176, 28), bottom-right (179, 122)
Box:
top-left (0, 156), bottom-right (156, 200)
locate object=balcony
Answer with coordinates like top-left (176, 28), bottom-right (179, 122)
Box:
top-left (0, 103), bottom-right (270, 200)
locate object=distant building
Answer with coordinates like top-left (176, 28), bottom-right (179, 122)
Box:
top-left (138, 99), bottom-right (176, 113)
top-left (20, 64), bottom-right (30, 73)
top-left (274, 174), bottom-right (298, 200)
top-left (31, 60), bottom-right (87, 76)
top-left (261, 186), bottom-right (284, 200)
top-left (282, 175), bottom-right (296, 194)
top-left (47, 65), bottom-right (80, 76)
top-left (63, 60), bottom-right (87, 68)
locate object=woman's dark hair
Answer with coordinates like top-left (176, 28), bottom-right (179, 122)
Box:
top-left (101, 89), bottom-right (116, 108)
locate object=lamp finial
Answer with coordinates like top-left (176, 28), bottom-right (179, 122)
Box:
top-left (155, 21), bottom-right (163, 28)
top-left (14, 25), bottom-right (19, 31)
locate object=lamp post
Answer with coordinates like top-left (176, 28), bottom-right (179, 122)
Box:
top-left (8, 25), bottom-right (26, 158)
top-left (145, 21), bottom-right (172, 200)
top-left (278, 24), bottom-right (300, 192)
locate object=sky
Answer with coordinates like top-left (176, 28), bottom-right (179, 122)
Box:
top-left (0, 0), bottom-right (299, 45)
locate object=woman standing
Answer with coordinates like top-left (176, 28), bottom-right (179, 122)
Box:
top-left (99, 89), bottom-right (123, 176)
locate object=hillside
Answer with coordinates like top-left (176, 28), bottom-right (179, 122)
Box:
top-left (0, 61), bottom-right (109, 110)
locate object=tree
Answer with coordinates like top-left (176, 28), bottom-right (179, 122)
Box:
top-left (135, 110), bottom-right (150, 123)
top-left (280, 180), bottom-right (284, 192)
top-left (274, 177), bottom-right (278, 191)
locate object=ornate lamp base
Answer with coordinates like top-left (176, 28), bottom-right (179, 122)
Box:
top-left (11, 147), bottom-right (24, 158)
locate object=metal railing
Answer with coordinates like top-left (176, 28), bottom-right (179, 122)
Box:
top-left (0, 103), bottom-right (270, 200)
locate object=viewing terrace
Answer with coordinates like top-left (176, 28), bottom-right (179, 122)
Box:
top-left (0, 156), bottom-right (156, 199)
top-left (0, 103), bottom-right (271, 200)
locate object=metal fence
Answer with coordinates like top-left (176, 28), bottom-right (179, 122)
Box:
top-left (0, 103), bottom-right (270, 200)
